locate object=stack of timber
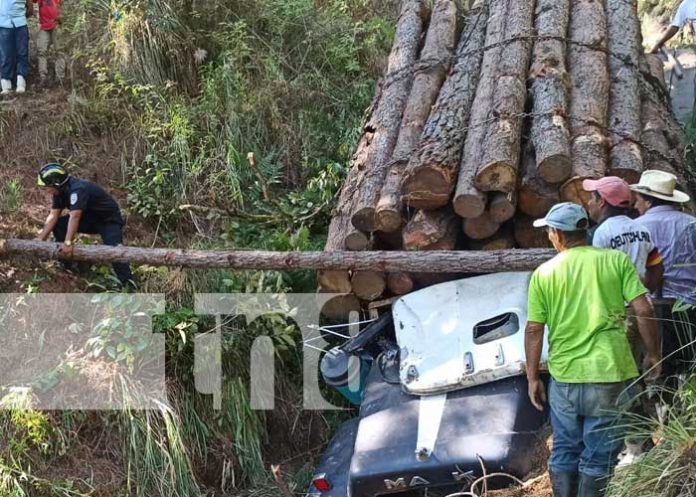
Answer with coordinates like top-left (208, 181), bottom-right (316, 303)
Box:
top-left (319, 0), bottom-right (691, 316)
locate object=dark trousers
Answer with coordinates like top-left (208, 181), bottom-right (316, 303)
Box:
top-left (53, 215), bottom-right (133, 286)
top-left (654, 301), bottom-right (696, 382)
top-left (0, 25), bottom-right (29, 80)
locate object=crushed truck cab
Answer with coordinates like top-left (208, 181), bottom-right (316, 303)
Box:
top-left (307, 272), bottom-right (550, 497)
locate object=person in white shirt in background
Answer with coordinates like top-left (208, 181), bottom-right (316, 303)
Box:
top-left (650, 0), bottom-right (696, 53)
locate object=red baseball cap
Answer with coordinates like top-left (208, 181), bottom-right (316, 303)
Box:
top-left (582, 177), bottom-right (632, 207)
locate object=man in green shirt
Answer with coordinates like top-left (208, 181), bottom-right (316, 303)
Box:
top-left (525, 203), bottom-right (661, 497)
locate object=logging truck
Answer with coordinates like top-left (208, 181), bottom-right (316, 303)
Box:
top-left (307, 272), bottom-right (550, 497)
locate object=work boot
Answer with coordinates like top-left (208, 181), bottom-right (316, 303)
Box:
top-left (16, 75), bottom-right (26, 94)
top-left (550, 470), bottom-right (579, 497)
top-left (0, 79), bottom-right (11, 95)
top-left (578, 473), bottom-right (609, 497)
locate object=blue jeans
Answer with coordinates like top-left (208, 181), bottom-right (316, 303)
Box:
top-left (53, 214), bottom-right (134, 286)
top-left (549, 379), bottom-right (637, 478)
top-left (0, 25), bottom-right (29, 80)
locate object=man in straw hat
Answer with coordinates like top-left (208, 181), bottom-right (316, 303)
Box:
top-left (631, 170), bottom-right (696, 382)
top-left (525, 202), bottom-right (660, 497)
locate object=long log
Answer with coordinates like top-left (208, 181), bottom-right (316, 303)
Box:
top-left (606, 0), bottom-right (643, 184)
top-left (0, 239), bottom-right (556, 273)
top-left (452, 0), bottom-right (508, 217)
top-left (475, 0), bottom-right (535, 192)
top-left (402, 208), bottom-right (459, 250)
top-left (401, 1), bottom-right (487, 210)
top-left (351, 0), bottom-right (426, 233)
top-left (564, 0), bottom-right (609, 205)
top-left (528, 0), bottom-right (571, 184)
top-left (377, 0), bottom-right (459, 231)
top-left (518, 151), bottom-right (559, 218)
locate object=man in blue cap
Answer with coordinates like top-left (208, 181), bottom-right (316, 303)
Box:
top-left (524, 202), bottom-right (660, 497)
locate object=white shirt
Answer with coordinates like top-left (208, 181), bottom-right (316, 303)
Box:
top-left (591, 215), bottom-right (659, 280)
top-left (672, 0), bottom-right (696, 31)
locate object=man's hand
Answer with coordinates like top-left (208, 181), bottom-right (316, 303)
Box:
top-left (58, 243), bottom-right (74, 257)
top-left (528, 378), bottom-right (546, 411)
top-left (642, 353), bottom-right (662, 382)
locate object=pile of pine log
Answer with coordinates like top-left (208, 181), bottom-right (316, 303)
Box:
top-left (319, 0), bottom-right (690, 314)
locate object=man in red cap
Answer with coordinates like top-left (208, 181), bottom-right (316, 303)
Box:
top-left (583, 177), bottom-right (663, 293)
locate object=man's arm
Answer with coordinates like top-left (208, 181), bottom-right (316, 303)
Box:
top-left (644, 261), bottom-right (664, 294)
top-left (36, 209), bottom-right (62, 241)
top-left (64, 210), bottom-right (82, 244)
top-left (650, 25), bottom-right (680, 53)
top-left (629, 294), bottom-right (662, 379)
top-left (525, 321), bottom-right (546, 411)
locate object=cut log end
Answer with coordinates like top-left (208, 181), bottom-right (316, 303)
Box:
top-left (317, 270), bottom-right (352, 294)
top-left (351, 271), bottom-right (387, 301)
top-left (376, 209), bottom-right (403, 233)
top-left (537, 154), bottom-right (573, 184)
top-left (560, 176), bottom-right (593, 210)
top-left (489, 192), bottom-right (517, 223)
top-left (319, 293), bottom-right (362, 320)
top-left (452, 192), bottom-right (487, 219)
top-left (345, 230), bottom-right (370, 251)
top-left (387, 272), bottom-right (414, 295)
top-left (475, 162), bottom-right (518, 192)
top-left (462, 212), bottom-right (500, 240)
top-left (352, 208), bottom-right (377, 233)
top-left (402, 168), bottom-right (453, 210)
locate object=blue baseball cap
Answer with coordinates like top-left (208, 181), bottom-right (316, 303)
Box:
top-left (533, 202), bottom-right (589, 231)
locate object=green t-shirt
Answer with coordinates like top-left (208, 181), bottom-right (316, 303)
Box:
top-left (527, 246), bottom-right (647, 383)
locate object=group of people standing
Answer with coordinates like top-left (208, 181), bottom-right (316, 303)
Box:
top-left (526, 170), bottom-right (695, 497)
top-left (0, 0), bottom-right (64, 95)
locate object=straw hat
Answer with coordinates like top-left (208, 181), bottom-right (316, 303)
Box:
top-left (629, 170), bottom-right (690, 203)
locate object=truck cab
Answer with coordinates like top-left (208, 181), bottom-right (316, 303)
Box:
top-left (307, 272), bottom-right (550, 497)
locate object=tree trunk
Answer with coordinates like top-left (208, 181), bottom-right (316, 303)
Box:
top-left (377, 0), bottom-right (459, 231)
top-left (1, 239), bottom-right (557, 273)
top-left (402, 208), bottom-right (459, 250)
top-left (401, 2), bottom-right (488, 210)
top-left (518, 151), bottom-right (559, 218)
top-left (528, 0), bottom-right (572, 184)
top-left (453, 0), bottom-right (508, 217)
top-left (387, 272), bottom-right (415, 295)
top-left (469, 227), bottom-right (515, 250)
top-left (462, 210), bottom-right (500, 240)
top-left (475, 0), bottom-right (535, 192)
top-left (606, 0), bottom-right (643, 184)
top-left (489, 191), bottom-right (517, 223)
top-left (513, 215), bottom-right (552, 248)
top-left (351, 0), bottom-right (427, 233)
top-left (351, 271), bottom-right (387, 301)
top-left (567, 0), bottom-right (609, 186)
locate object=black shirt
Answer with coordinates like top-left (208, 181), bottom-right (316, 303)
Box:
top-left (52, 177), bottom-right (124, 224)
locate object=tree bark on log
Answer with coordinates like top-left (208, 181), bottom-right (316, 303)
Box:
top-left (377, 0), bottom-right (459, 231)
top-left (567, 0), bottom-right (609, 192)
top-left (351, 271), bottom-right (387, 301)
top-left (475, 0), bottom-right (535, 192)
top-left (462, 210), bottom-right (500, 240)
top-left (606, 0), bottom-right (643, 184)
top-left (402, 208), bottom-right (459, 250)
top-left (453, 0), bottom-right (508, 217)
top-left (528, 0), bottom-right (571, 184)
top-left (513, 215), bottom-right (552, 248)
top-left (401, 2), bottom-right (488, 210)
top-left (518, 152), bottom-right (559, 218)
top-left (387, 272), bottom-right (415, 295)
top-left (489, 191), bottom-right (517, 223)
top-left (0, 239), bottom-right (557, 273)
top-left (351, 0), bottom-right (427, 233)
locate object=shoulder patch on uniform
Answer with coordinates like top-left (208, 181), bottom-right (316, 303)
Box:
top-left (70, 193), bottom-right (78, 205)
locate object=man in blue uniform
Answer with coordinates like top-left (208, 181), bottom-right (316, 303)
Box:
top-left (35, 163), bottom-right (134, 288)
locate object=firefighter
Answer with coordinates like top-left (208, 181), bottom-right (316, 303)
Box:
top-left (35, 163), bottom-right (134, 289)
